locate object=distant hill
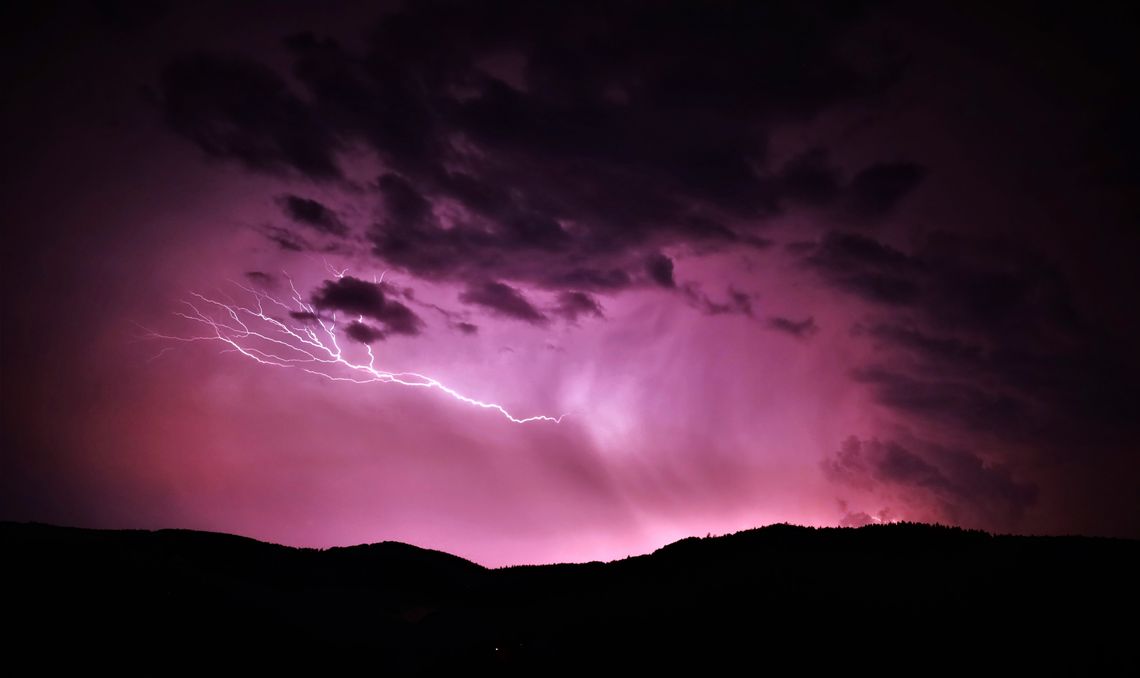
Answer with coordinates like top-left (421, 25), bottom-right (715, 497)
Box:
top-left (4, 521), bottom-right (1137, 673)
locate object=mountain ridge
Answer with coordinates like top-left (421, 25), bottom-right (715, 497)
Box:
top-left (5, 520), bottom-right (1137, 673)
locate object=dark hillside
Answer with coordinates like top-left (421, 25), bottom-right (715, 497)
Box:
top-left (5, 522), bottom-right (1136, 673)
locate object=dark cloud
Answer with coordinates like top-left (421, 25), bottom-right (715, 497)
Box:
top-left (803, 231), bottom-right (920, 305)
top-left (554, 291), bottom-right (604, 323)
top-left (91, 0), bottom-right (170, 30)
top-left (289, 311), bottom-right (319, 323)
top-left (681, 284), bottom-right (755, 317)
top-left (784, 240), bottom-right (818, 255)
top-left (277, 195), bottom-right (348, 236)
top-left (404, 295), bottom-right (487, 337)
top-left (823, 436), bottom-right (1037, 528)
top-left (376, 173), bottom-right (433, 227)
top-left (263, 225), bottom-right (308, 252)
top-left (158, 1), bottom-right (915, 302)
top-left (244, 271), bottom-right (275, 287)
top-left (310, 276), bottom-right (423, 336)
top-left (857, 323), bottom-right (984, 370)
top-left (773, 148), bottom-right (842, 207)
top-left (768, 315), bottom-right (818, 339)
top-left (805, 231), bottom-right (1139, 461)
top-left (844, 162), bottom-right (925, 221)
top-left (802, 231), bottom-right (1082, 336)
top-left (917, 233), bottom-right (1082, 339)
top-left (459, 280), bottom-right (548, 325)
top-left (344, 321), bottom-right (385, 344)
top-left (850, 366), bottom-right (1031, 439)
top-left (159, 53), bottom-right (341, 179)
top-left (546, 268), bottom-right (633, 292)
top-left (857, 323), bottom-right (1135, 450)
top-left (645, 254), bottom-right (676, 289)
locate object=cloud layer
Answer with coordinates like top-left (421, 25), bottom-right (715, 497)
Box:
top-left (158, 1), bottom-right (924, 311)
top-left (3, 0), bottom-right (1139, 564)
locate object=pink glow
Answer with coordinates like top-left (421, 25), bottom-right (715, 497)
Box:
top-left (5, 1), bottom-right (1136, 565)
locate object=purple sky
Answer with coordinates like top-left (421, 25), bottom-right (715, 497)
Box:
top-left (3, 1), bottom-right (1138, 565)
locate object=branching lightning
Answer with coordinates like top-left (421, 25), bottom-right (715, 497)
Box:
top-left (143, 276), bottom-right (566, 424)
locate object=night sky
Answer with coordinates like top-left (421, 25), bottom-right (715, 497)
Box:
top-left (3, 1), bottom-right (1138, 566)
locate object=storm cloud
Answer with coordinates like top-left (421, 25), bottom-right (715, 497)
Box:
top-left (310, 276), bottom-right (423, 336)
top-left (459, 280), bottom-right (548, 325)
top-left (5, 0), bottom-right (1140, 566)
top-left (823, 437), bottom-right (1038, 529)
top-left (158, 1), bottom-right (922, 301)
top-left (278, 195), bottom-right (348, 237)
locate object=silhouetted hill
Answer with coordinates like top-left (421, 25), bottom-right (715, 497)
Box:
top-left (4, 521), bottom-right (1137, 673)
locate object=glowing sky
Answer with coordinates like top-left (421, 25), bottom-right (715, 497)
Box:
top-left (3, 1), bottom-right (1138, 565)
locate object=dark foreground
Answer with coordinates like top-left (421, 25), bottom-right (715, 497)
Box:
top-left (5, 522), bottom-right (1137, 673)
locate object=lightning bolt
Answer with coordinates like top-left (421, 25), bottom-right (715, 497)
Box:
top-left (143, 276), bottom-right (567, 424)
